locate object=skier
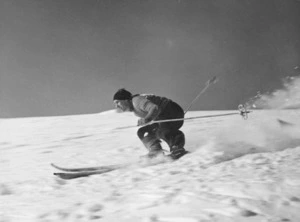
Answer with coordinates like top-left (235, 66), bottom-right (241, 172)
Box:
top-left (113, 88), bottom-right (187, 160)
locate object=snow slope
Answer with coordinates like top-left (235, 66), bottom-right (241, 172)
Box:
top-left (1, 108), bottom-right (300, 222)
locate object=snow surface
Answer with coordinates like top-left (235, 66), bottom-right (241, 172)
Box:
top-left (1, 108), bottom-right (300, 222)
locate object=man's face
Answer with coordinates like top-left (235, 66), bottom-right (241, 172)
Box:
top-left (114, 100), bottom-right (130, 112)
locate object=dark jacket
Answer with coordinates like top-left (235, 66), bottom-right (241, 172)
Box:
top-left (132, 94), bottom-right (170, 120)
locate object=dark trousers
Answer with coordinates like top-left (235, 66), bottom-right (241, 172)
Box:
top-left (137, 101), bottom-right (185, 154)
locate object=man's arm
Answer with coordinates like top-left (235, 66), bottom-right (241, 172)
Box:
top-left (143, 104), bottom-right (159, 123)
top-left (133, 96), bottom-right (162, 125)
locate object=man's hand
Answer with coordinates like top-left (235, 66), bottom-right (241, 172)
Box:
top-left (137, 118), bottom-right (151, 126)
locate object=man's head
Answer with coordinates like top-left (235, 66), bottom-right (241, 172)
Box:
top-left (113, 88), bottom-right (133, 112)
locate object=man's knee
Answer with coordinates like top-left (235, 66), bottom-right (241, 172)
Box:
top-left (137, 124), bottom-right (158, 140)
top-left (137, 127), bottom-right (146, 140)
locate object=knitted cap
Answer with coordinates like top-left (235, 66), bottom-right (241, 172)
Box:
top-left (113, 88), bottom-right (132, 101)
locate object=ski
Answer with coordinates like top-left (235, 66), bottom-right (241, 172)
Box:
top-left (51, 163), bottom-right (127, 172)
top-left (53, 168), bottom-right (120, 180)
top-left (52, 151), bottom-right (190, 180)
top-left (51, 162), bottom-right (130, 179)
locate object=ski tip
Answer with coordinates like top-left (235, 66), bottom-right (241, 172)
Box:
top-left (50, 163), bottom-right (57, 168)
top-left (53, 172), bottom-right (62, 178)
top-left (53, 172), bottom-right (73, 180)
top-left (51, 163), bottom-right (63, 170)
top-left (277, 118), bottom-right (294, 127)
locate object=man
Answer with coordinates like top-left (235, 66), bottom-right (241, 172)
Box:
top-left (113, 88), bottom-right (187, 160)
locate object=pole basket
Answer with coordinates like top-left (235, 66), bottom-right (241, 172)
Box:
top-left (238, 104), bottom-right (251, 120)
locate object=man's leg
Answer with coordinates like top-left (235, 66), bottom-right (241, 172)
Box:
top-left (137, 124), bottom-right (163, 158)
top-left (168, 130), bottom-right (188, 159)
top-left (155, 101), bottom-right (187, 159)
top-left (156, 127), bottom-right (187, 159)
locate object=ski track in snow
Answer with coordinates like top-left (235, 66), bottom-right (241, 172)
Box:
top-left (1, 110), bottom-right (300, 222)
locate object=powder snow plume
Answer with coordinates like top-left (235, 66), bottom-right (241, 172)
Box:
top-left (250, 75), bottom-right (300, 109)
top-left (195, 75), bottom-right (300, 162)
top-left (211, 113), bottom-right (300, 160)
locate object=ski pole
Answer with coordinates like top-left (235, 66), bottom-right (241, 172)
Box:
top-left (184, 76), bottom-right (218, 114)
top-left (150, 107), bottom-right (250, 124)
top-left (115, 105), bottom-right (251, 130)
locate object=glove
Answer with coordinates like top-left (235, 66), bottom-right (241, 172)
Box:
top-left (137, 118), bottom-right (151, 126)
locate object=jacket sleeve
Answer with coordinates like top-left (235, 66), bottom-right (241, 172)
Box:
top-left (133, 96), bottom-right (161, 120)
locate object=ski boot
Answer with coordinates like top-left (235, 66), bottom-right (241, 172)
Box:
top-left (168, 146), bottom-right (188, 160)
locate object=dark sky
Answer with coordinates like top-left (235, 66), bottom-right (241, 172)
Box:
top-left (1, 0), bottom-right (300, 117)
